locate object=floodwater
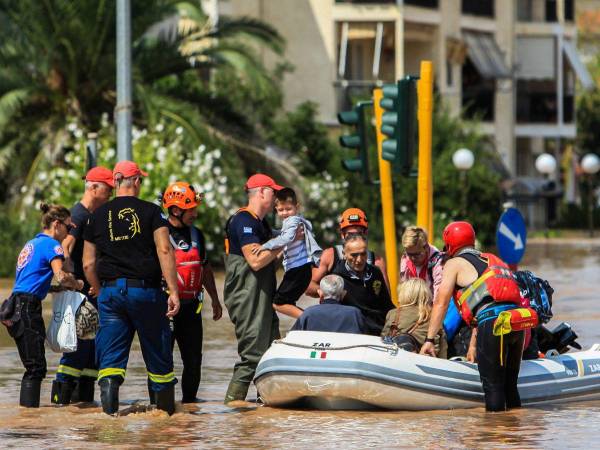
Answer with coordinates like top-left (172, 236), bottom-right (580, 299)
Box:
top-left (0, 240), bottom-right (599, 449)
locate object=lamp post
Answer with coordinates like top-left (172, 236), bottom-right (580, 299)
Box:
top-left (452, 148), bottom-right (474, 218)
top-left (535, 153), bottom-right (557, 237)
top-left (581, 153), bottom-right (600, 237)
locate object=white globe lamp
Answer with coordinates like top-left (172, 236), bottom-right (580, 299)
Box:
top-left (452, 148), bottom-right (474, 171)
top-left (582, 153), bottom-right (600, 175)
top-left (535, 153), bottom-right (557, 175)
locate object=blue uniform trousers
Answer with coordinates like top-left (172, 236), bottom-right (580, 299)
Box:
top-left (56, 297), bottom-right (98, 382)
top-left (96, 280), bottom-right (176, 392)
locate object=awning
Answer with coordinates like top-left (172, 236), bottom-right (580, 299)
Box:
top-left (516, 36), bottom-right (555, 79)
top-left (562, 39), bottom-right (594, 90)
top-left (463, 31), bottom-right (510, 79)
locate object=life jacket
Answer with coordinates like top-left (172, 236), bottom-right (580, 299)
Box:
top-left (171, 226), bottom-right (206, 300)
top-left (452, 249), bottom-right (522, 326)
top-left (224, 207), bottom-right (260, 254)
top-left (335, 244), bottom-right (375, 266)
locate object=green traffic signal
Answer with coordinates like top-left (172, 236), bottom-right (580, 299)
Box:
top-left (337, 101), bottom-right (372, 181)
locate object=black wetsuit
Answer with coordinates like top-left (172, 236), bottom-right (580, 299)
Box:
top-left (458, 252), bottom-right (524, 412)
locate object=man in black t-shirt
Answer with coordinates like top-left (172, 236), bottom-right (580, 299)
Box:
top-left (331, 234), bottom-right (394, 335)
top-left (52, 166), bottom-right (114, 406)
top-left (160, 181), bottom-right (222, 404)
top-left (223, 174), bottom-right (283, 404)
top-left (83, 160), bottom-right (180, 415)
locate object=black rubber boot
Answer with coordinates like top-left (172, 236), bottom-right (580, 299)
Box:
top-left (50, 380), bottom-right (75, 405)
top-left (147, 378), bottom-right (156, 405)
top-left (20, 379), bottom-right (41, 408)
top-left (155, 385), bottom-right (175, 415)
top-left (99, 378), bottom-right (120, 415)
top-left (77, 377), bottom-right (95, 403)
top-left (69, 380), bottom-right (80, 403)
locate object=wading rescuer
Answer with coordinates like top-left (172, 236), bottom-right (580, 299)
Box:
top-left (420, 222), bottom-right (531, 412)
top-left (161, 182), bottom-right (222, 404)
top-left (1, 204), bottom-right (83, 408)
top-left (307, 208), bottom-right (389, 296)
top-left (51, 166), bottom-right (114, 405)
top-left (223, 174), bottom-right (283, 404)
top-left (82, 161), bottom-right (180, 415)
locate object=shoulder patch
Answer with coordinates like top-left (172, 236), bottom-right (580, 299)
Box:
top-left (54, 245), bottom-right (64, 256)
top-left (243, 226), bottom-right (253, 234)
top-left (17, 243), bottom-right (34, 271)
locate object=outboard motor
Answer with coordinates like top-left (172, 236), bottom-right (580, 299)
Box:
top-left (537, 322), bottom-right (582, 354)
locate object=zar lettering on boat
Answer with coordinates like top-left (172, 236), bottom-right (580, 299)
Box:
top-left (254, 331), bottom-right (600, 411)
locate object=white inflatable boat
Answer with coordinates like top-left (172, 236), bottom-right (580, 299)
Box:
top-left (254, 331), bottom-right (600, 410)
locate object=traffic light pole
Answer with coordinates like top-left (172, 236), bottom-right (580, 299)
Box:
top-left (416, 61), bottom-right (434, 241)
top-left (373, 88), bottom-right (399, 305)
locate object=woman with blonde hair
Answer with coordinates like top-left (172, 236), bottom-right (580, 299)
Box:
top-left (399, 226), bottom-right (443, 300)
top-left (381, 278), bottom-right (447, 358)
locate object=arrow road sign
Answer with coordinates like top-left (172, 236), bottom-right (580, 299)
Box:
top-left (496, 208), bottom-right (527, 264)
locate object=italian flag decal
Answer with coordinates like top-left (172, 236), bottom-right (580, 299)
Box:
top-left (310, 351), bottom-right (327, 359)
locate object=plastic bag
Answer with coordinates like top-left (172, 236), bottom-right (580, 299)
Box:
top-left (46, 291), bottom-right (85, 353)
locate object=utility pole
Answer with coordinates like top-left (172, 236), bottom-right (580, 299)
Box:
top-left (116, 0), bottom-right (133, 161)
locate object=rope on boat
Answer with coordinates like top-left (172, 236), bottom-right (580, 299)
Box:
top-left (272, 339), bottom-right (399, 354)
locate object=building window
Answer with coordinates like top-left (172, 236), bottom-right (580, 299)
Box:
top-left (461, 58), bottom-right (495, 121)
top-left (334, 0), bottom-right (396, 4)
top-left (404, 0), bottom-right (439, 7)
top-left (461, 0), bottom-right (494, 18)
top-left (446, 61), bottom-right (453, 87)
top-left (517, 0), bottom-right (534, 22)
top-left (545, 0), bottom-right (575, 22)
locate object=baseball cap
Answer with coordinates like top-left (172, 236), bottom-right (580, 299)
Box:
top-left (83, 166), bottom-right (115, 187)
top-left (113, 160), bottom-right (148, 179)
top-left (244, 173), bottom-right (283, 191)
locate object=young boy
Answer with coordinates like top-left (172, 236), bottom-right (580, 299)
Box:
top-left (253, 188), bottom-right (321, 318)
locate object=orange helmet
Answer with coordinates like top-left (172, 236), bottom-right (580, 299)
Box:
top-left (162, 182), bottom-right (202, 210)
top-left (339, 208), bottom-right (368, 230)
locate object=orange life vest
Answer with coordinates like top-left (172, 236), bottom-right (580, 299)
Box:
top-left (453, 251), bottom-right (522, 326)
top-left (171, 227), bottom-right (206, 300)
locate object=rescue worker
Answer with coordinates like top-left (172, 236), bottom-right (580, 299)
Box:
top-left (420, 221), bottom-right (526, 412)
top-left (331, 234), bottom-right (394, 335)
top-left (223, 173), bottom-right (283, 404)
top-left (1, 203), bottom-right (83, 407)
top-left (161, 181), bottom-right (223, 404)
top-left (307, 208), bottom-right (388, 296)
top-left (51, 166), bottom-right (114, 405)
top-left (399, 226), bottom-right (443, 299)
top-left (82, 161), bottom-right (180, 415)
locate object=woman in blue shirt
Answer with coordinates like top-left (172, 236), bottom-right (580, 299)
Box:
top-left (1, 203), bottom-right (83, 407)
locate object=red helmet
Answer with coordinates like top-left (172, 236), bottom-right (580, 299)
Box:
top-left (442, 221), bottom-right (476, 256)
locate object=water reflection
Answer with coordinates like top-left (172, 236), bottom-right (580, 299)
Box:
top-left (0, 241), bottom-right (599, 448)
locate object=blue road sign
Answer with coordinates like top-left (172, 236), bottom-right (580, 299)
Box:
top-left (496, 207), bottom-right (527, 265)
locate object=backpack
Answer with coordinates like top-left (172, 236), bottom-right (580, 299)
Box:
top-left (513, 270), bottom-right (554, 324)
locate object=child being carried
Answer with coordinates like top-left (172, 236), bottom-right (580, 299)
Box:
top-left (252, 187), bottom-right (321, 318)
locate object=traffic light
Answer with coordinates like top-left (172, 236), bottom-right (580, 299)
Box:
top-left (380, 76), bottom-right (417, 175)
top-left (338, 101), bottom-right (371, 182)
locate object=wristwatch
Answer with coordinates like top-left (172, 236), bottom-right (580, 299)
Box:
top-left (424, 337), bottom-right (436, 344)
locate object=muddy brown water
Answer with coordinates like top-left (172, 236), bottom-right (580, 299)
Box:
top-left (1, 241), bottom-right (600, 448)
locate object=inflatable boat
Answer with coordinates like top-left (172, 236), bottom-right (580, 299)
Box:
top-left (254, 331), bottom-right (600, 410)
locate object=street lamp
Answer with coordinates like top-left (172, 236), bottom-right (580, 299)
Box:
top-left (581, 153), bottom-right (600, 237)
top-left (453, 148), bottom-right (474, 218)
top-left (535, 153), bottom-right (557, 237)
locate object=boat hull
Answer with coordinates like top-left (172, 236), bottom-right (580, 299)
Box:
top-left (254, 331), bottom-right (600, 410)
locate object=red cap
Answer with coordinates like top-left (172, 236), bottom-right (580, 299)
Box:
top-left (244, 173), bottom-right (283, 191)
top-left (113, 160), bottom-right (148, 179)
top-left (83, 166), bottom-right (115, 187)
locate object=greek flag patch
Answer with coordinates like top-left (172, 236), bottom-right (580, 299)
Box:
top-left (243, 227), bottom-right (253, 234)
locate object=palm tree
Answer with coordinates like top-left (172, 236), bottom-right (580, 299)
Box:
top-left (0, 0), bottom-right (290, 201)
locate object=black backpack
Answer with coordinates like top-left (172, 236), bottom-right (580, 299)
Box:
top-left (513, 270), bottom-right (554, 324)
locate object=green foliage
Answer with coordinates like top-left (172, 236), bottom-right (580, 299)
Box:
top-left (0, 210), bottom-right (37, 278)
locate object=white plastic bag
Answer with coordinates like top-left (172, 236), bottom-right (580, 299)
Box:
top-left (46, 291), bottom-right (86, 353)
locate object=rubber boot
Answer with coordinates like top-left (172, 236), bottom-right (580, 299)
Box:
top-left (99, 378), bottom-right (120, 415)
top-left (50, 380), bottom-right (75, 405)
top-left (77, 377), bottom-right (95, 403)
top-left (224, 381), bottom-right (249, 405)
top-left (147, 378), bottom-right (156, 405)
top-left (69, 380), bottom-right (80, 403)
top-left (155, 385), bottom-right (175, 415)
top-left (19, 379), bottom-right (41, 408)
